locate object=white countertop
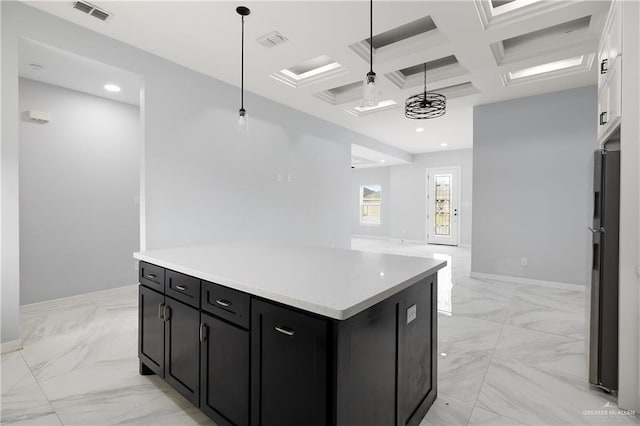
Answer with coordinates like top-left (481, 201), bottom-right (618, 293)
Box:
top-left (133, 243), bottom-right (446, 320)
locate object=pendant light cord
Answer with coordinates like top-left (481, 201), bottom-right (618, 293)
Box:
top-left (423, 63), bottom-right (427, 96)
top-left (369, 0), bottom-right (373, 73)
top-left (241, 15), bottom-right (245, 110)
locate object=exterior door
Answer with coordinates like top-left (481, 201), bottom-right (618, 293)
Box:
top-left (426, 167), bottom-right (460, 246)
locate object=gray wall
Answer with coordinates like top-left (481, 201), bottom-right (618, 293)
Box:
top-left (350, 149), bottom-right (473, 246)
top-left (351, 167), bottom-right (391, 237)
top-left (1, 2), bottom-right (384, 343)
top-left (472, 86), bottom-right (597, 285)
top-left (19, 78), bottom-right (140, 304)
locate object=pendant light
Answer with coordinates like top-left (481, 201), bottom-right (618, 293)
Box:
top-left (362, 0), bottom-right (379, 107)
top-left (405, 63), bottom-right (446, 119)
top-left (236, 6), bottom-right (250, 133)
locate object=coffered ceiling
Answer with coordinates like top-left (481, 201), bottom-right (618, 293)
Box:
top-left (21, 0), bottom-right (609, 158)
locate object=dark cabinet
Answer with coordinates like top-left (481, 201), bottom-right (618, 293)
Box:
top-left (164, 298), bottom-right (200, 405)
top-left (138, 285), bottom-right (165, 377)
top-left (200, 312), bottom-right (250, 426)
top-left (251, 300), bottom-right (328, 426)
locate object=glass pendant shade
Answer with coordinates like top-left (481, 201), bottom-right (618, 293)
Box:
top-left (362, 72), bottom-right (379, 108)
top-left (237, 108), bottom-right (248, 133)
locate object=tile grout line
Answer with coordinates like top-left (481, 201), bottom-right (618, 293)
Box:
top-left (464, 285), bottom-right (515, 426)
top-left (18, 350), bottom-right (65, 426)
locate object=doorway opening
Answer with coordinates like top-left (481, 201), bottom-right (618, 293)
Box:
top-left (426, 167), bottom-right (460, 246)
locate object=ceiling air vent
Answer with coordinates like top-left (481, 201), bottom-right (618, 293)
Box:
top-left (73, 1), bottom-right (111, 21)
top-left (257, 31), bottom-right (288, 48)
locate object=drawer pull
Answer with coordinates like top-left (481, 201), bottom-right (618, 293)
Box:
top-left (199, 323), bottom-right (208, 343)
top-left (275, 326), bottom-right (295, 336)
top-left (163, 305), bottom-right (171, 322)
top-left (145, 274), bottom-right (157, 279)
top-left (175, 285), bottom-right (187, 292)
top-left (158, 303), bottom-right (165, 320)
top-left (599, 111), bottom-right (608, 126)
top-left (600, 58), bottom-right (608, 74)
top-left (216, 299), bottom-right (232, 307)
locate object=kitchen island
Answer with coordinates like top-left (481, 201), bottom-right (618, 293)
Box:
top-left (134, 243), bottom-right (446, 426)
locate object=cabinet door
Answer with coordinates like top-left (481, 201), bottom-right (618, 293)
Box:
top-left (200, 313), bottom-right (250, 426)
top-left (139, 285), bottom-right (165, 377)
top-left (251, 300), bottom-right (328, 426)
top-left (165, 298), bottom-right (200, 405)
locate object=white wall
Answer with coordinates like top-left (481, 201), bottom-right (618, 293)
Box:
top-left (19, 78), bottom-right (140, 304)
top-left (472, 86), bottom-right (597, 286)
top-left (350, 149), bottom-right (473, 246)
top-left (1, 2), bottom-right (386, 344)
top-left (618, 0), bottom-right (640, 412)
top-left (351, 167), bottom-right (391, 238)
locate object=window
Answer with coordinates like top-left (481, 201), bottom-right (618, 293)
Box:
top-left (360, 184), bottom-right (382, 225)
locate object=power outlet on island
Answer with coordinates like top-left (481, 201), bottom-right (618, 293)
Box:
top-left (521, 257), bottom-right (528, 267)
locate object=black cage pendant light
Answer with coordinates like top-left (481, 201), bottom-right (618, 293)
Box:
top-left (362, 0), bottom-right (379, 107)
top-left (405, 63), bottom-right (446, 119)
top-left (236, 6), bottom-right (250, 133)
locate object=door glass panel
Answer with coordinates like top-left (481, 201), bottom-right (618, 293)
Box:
top-left (434, 174), bottom-right (451, 236)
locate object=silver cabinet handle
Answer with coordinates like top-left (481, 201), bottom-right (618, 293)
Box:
top-left (163, 305), bottom-right (171, 322)
top-left (275, 326), bottom-right (295, 336)
top-left (175, 285), bottom-right (187, 291)
top-left (157, 303), bottom-right (165, 320)
top-left (146, 274), bottom-right (157, 279)
top-left (216, 299), bottom-right (231, 307)
top-left (588, 226), bottom-right (605, 234)
top-left (199, 323), bottom-right (208, 343)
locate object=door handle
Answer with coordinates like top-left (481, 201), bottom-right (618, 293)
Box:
top-left (158, 303), bottom-right (165, 320)
top-left (588, 226), bottom-right (605, 234)
top-left (199, 323), bottom-right (208, 343)
top-left (175, 285), bottom-right (187, 292)
top-left (146, 274), bottom-right (157, 279)
top-left (275, 326), bottom-right (295, 336)
top-left (163, 305), bottom-right (171, 322)
top-left (215, 299), bottom-right (232, 307)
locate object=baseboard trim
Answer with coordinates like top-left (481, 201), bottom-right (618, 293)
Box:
top-left (350, 234), bottom-right (389, 240)
top-left (470, 272), bottom-right (585, 291)
top-left (389, 238), bottom-right (428, 244)
top-left (1, 338), bottom-right (23, 354)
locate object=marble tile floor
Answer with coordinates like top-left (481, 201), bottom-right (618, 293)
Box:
top-left (0, 238), bottom-right (637, 425)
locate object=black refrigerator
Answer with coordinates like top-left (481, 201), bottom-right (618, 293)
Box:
top-left (589, 149), bottom-right (620, 392)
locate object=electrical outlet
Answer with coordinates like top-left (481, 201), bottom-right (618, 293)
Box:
top-left (286, 174), bottom-right (292, 183)
top-left (134, 261), bottom-right (139, 271)
top-left (276, 172), bottom-right (282, 182)
top-left (521, 257), bottom-right (528, 267)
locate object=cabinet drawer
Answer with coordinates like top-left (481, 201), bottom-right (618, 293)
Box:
top-left (201, 281), bottom-right (250, 329)
top-left (139, 262), bottom-right (165, 292)
top-left (166, 270), bottom-right (201, 308)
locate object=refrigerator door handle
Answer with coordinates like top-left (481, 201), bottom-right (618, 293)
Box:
top-left (588, 226), bottom-right (605, 234)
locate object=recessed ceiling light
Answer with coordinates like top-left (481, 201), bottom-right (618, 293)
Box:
top-left (379, 160), bottom-right (386, 163)
top-left (440, 143), bottom-right (448, 147)
top-left (104, 84), bottom-right (121, 92)
top-left (416, 127), bottom-right (424, 133)
top-left (509, 56), bottom-right (583, 80)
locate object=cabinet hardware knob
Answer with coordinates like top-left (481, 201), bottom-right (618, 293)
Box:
top-left (199, 323), bottom-right (208, 343)
top-left (215, 299), bottom-right (231, 307)
top-left (163, 305), bottom-right (171, 322)
top-left (600, 58), bottom-right (608, 74)
top-left (275, 326), bottom-right (295, 336)
top-left (175, 285), bottom-right (187, 291)
top-left (599, 111), bottom-right (608, 126)
top-left (146, 274), bottom-right (157, 279)
top-left (158, 303), bottom-right (165, 320)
